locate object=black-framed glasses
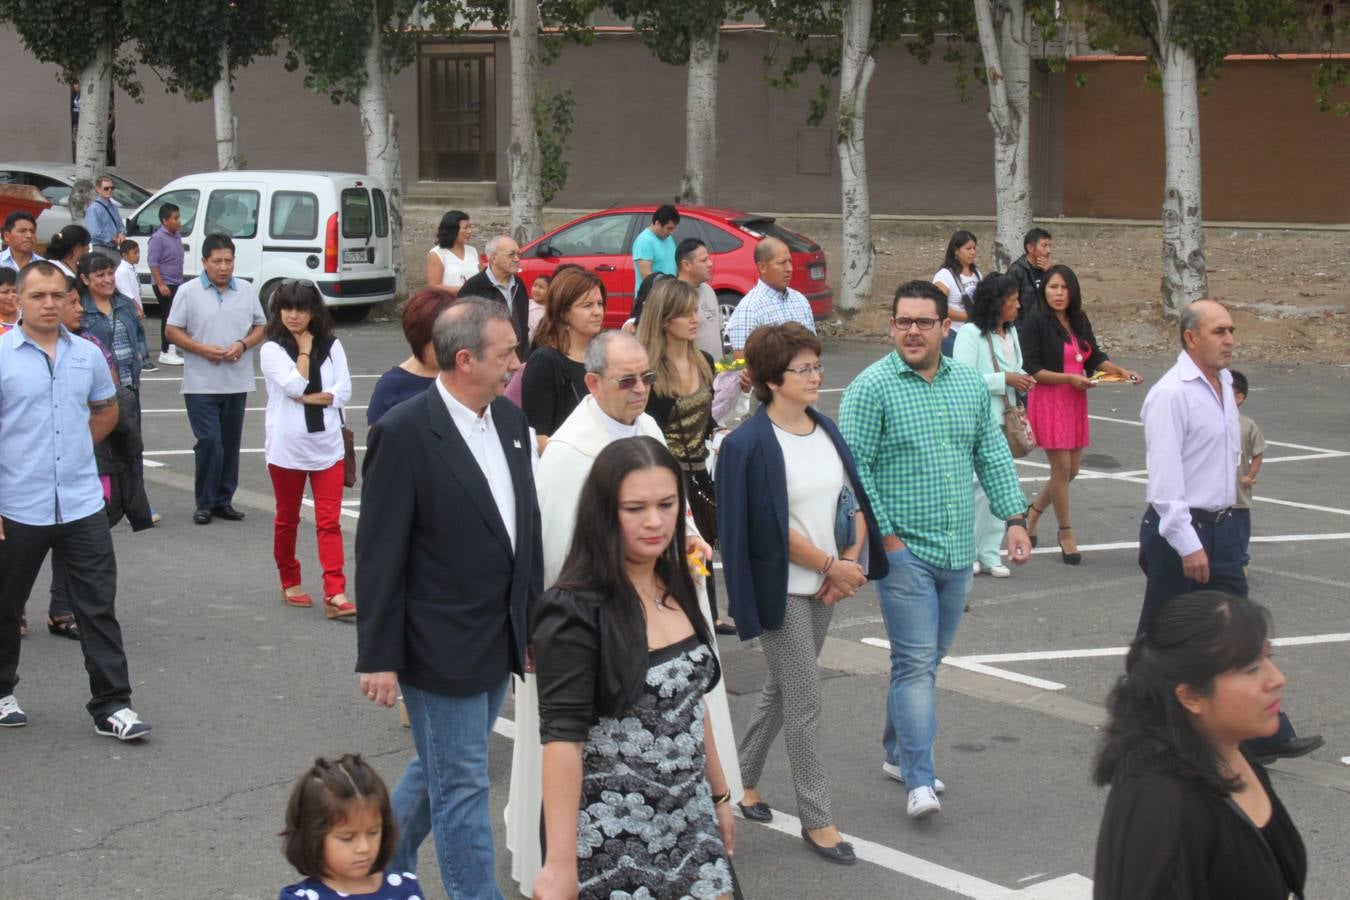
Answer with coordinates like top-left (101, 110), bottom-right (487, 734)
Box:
top-left (606, 370), bottom-right (658, 390)
top-left (785, 362), bottom-right (824, 378)
top-left (892, 316), bottom-right (941, 332)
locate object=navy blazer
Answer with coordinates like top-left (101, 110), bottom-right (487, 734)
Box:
top-left (715, 405), bottom-right (888, 641)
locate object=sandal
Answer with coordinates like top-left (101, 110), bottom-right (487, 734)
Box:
top-left (1026, 503), bottom-right (1045, 548)
top-left (324, 594), bottom-right (357, 621)
top-left (281, 587), bottom-right (313, 608)
top-left (19, 615), bottom-right (27, 638)
top-left (47, 612), bottom-right (81, 641)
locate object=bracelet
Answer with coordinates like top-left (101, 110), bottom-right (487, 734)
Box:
top-left (840, 557), bottom-right (856, 563)
top-left (818, 555), bottom-right (835, 575)
top-left (236, 340), bottom-right (247, 351)
top-left (711, 790), bottom-right (731, 807)
top-left (296, 352), bottom-right (310, 358)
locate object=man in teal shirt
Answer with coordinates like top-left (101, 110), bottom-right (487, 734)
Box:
top-left (631, 204), bottom-right (679, 295)
top-left (839, 280), bottom-right (1031, 820)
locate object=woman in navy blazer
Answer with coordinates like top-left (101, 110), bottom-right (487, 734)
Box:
top-left (715, 323), bottom-right (887, 865)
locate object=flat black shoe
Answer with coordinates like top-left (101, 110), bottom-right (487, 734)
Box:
top-left (714, 621), bottom-right (738, 636)
top-left (1252, 734), bottom-right (1325, 765)
top-left (193, 509), bottom-right (212, 525)
top-left (212, 505), bottom-right (245, 521)
top-left (738, 801), bottom-right (772, 822)
top-left (801, 828), bottom-right (856, 865)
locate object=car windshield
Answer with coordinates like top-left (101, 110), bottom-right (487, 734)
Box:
top-left (735, 218), bottom-right (819, 254)
top-left (106, 174), bottom-right (151, 208)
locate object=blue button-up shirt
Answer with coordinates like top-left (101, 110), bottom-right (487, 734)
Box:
top-left (84, 196), bottom-right (124, 246)
top-left (0, 248), bottom-right (46, 271)
top-left (0, 324), bottom-right (116, 525)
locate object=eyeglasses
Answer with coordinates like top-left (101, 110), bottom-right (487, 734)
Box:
top-left (784, 362), bottom-right (824, 378)
top-left (606, 370), bottom-right (658, 390)
top-left (892, 316), bottom-right (941, 332)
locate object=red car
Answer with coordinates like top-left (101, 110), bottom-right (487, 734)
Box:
top-left (517, 205), bottom-right (833, 333)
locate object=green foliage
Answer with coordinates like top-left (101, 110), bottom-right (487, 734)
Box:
top-left (0, 0), bottom-right (140, 94)
top-left (607, 0), bottom-right (745, 65)
top-left (131, 0), bottom-right (284, 100)
top-left (534, 86), bottom-right (575, 201)
top-left (285, 0), bottom-right (429, 105)
top-left (456, 0), bottom-right (600, 64)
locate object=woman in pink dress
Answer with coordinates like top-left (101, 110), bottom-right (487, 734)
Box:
top-left (1020, 266), bottom-right (1141, 564)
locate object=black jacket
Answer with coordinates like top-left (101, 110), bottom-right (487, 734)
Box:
top-left (1007, 255), bottom-right (1046, 323)
top-left (355, 389), bottom-right (544, 696)
top-left (1019, 309), bottom-right (1109, 376)
top-left (460, 269), bottom-right (531, 360)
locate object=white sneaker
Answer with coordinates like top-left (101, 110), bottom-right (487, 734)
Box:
top-left (987, 564), bottom-right (1012, 578)
top-left (907, 786), bottom-right (941, 818)
top-left (0, 694), bottom-right (27, 727)
top-left (157, 347), bottom-right (184, 366)
top-left (95, 707), bottom-right (151, 741)
top-left (882, 762), bottom-right (944, 793)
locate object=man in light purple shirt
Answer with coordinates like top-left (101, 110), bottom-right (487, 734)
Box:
top-left (147, 202), bottom-right (185, 365)
top-left (1138, 298), bottom-right (1322, 763)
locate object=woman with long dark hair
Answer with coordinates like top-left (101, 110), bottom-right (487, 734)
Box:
top-left (532, 437), bottom-right (734, 900)
top-left (258, 281), bottom-right (354, 619)
top-left (45, 224), bottom-right (91, 279)
top-left (1020, 264), bottom-right (1141, 563)
top-left (521, 267), bottom-right (606, 448)
top-left (1093, 591), bottom-right (1306, 899)
top-left (425, 210), bottom-right (478, 292)
top-left (931, 230), bottom-right (981, 356)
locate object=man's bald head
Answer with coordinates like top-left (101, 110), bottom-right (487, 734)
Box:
top-left (1178, 298), bottom-right (1236, 377)
top-left (754, 237), bottom-right (793, 291)
top-left (1178, 299), bottom-right (1227, 348)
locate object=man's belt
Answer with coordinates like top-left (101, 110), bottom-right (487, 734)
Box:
top-left (1189, 507), bottom-right (1233, 525)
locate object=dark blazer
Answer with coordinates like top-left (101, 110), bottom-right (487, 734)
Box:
top-left (1019, 309), bottom-right (1109, 376)
top-left (460, 269), bottom-right (531, 360)
top-left (715, 405), bottom-right (888, 641)
top-left (355, 387), bottom-right (544, 696)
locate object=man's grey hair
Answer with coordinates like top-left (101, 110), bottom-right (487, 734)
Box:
top-left (584, 330), bottom-right (644, 375)
top-left (96, 174), bottom-right (115, 187)
top-left (1178, 300), bottom-right (1218, 347)
top-left (432, 297), bottom-right (513, 370)
top-left (484, 234), bottom-right (515, 257)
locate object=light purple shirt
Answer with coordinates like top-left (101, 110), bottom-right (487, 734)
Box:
top-left (1141, 351), bottom-right (1240, 557)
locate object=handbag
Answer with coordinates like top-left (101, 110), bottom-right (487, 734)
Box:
top-left (339, 409), bottom-right (358, 488)
top-left (986, 333), bottom-right (1036, 459)
top-left (834, 484), bottom-right (860, 551)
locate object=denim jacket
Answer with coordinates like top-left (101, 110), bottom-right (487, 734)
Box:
top-left (80, 291), bottom-right (147, 388)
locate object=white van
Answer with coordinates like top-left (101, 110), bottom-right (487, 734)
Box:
top-left (125, 170), bottom-right (396, 319)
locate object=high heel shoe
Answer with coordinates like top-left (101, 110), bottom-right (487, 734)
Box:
top-left (1057, 526), bottom-right (1082, 565)
top-left (1026, 503), bottom-right (1045, 548)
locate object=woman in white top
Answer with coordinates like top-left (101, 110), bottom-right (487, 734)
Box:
top-left (932, 229), bottom-right (981, 357)
top-left (259, 281), bottom-right (355, 620)
top-left (425, 209), bottom-right (479, 291)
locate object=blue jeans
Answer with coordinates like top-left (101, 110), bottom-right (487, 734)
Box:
top-left (183, 392), bottom-right (246, 512)
top-left (878, 548), bottom-right (973, 791)
top-left (393, 679), bottom-right (509, 900)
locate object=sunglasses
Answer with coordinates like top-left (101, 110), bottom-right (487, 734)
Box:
top-left (605, 370), bottom-right (658, 390)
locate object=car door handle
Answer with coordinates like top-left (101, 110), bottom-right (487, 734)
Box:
top-left (593, 264), bottom-right (616, 272)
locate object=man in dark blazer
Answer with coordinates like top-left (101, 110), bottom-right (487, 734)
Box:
top-left (460, 234), bottom-right (531, 359)
top-left (356, 297), bottom-right (542, 899)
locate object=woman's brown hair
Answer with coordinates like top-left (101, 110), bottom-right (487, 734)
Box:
top-left (744, 322), bottom-right (822, 404)
top-left (535, 267), bottom-right (606, 354)
top-left (637, 278), bottom-right (712, 396)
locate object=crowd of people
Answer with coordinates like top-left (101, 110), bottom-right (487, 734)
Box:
top-left (0, 199), bottom-right (1324, 899)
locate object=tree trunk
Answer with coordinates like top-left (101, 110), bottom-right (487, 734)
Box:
top-left (836, 0), bottom-right (875, 313)
top-left (71, 39), bottom-right (114, 222)
top-left (975, 0), bottom-right (1033, 271)
top-left (359, 4), bottom-right (406, 297)
top-left (213, 43), bottom-right (241, 171)
top-left (680, 27), bottom-right (719, 205)
top-left (1157, 2), bottom-right (1207, 315)
top-left (509, 0), bottom-right (544, 244)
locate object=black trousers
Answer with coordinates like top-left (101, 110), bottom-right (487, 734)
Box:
top-left (0, 512), bottom-right (132, 720)
top-left (153, 283), bottom-right (180, 352)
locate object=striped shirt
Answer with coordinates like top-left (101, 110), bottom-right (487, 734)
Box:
top-left (839, 351), bottom-right (1026, 569)
top-left (726, 279), bottom-right (815, 351)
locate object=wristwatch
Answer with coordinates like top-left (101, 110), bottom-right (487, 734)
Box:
top-left (1005, 516), bottom-right (1028, 530)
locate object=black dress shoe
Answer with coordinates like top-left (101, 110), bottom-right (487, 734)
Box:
top-left (801, 827), bottom-right (856, 865)
top-left (714, 621), bottom-right (738, 636)
top-left (738, 800), bottom-right (772, 822)
top-left (193, 509), bottom-right (212, 525)
top-left (1252, 734), bottom-right (1325, 765)
top-left (212, 505), bottom-right (245, 521)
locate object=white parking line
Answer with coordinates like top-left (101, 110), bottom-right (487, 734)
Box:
top-left (142, 404), bottom-right (369, 414)
top-left (142, 373), bottom-right (387, 382)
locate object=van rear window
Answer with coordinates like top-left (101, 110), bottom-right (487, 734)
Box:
top-left (341, 189), bottom-right (372, 239)
top-left (372, 189), bottom-right (388, 238)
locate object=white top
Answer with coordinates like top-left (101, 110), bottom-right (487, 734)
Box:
top-left (932, 268), bottom-right (980, 331)
top-left (1141, 351), bottom-right (1241, 557)
top-left (260, 339), bottom-right (353, 470)
top-left (430, 244), bottom-right (480, 289)
top-left (772, 422), bottom-right (847, 595)
top-left (114, 259), bottom-right (141, 309)
top-left (436, 376), bottom-right (517, 551)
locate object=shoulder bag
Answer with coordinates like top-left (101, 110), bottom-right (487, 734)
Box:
top-left (986, 333), bottom-right (1036, 459)
top-left (338, 409), bottom-right (358, 487)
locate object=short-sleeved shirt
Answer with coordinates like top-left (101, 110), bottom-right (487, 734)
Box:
top-left (631, 227), bottom-right (676, 293)
top-left (726, 279), bottom-right (816, 351)
top-left (147, 225), bottom-right (184, 285)
top-left (932, 268), bottom-right (980, 331)
top-left (166, 272), bottom-right (266, 394)
top-left (0, 249), bottom-right (44, 271)
top-left (1237, 414), bottom-right (1266, 509)
top-left (0, 324), bottom-right (117, 525)
top-left (278, 870), bottom-right (423, 900)
top-left (430, 244), bottom-right (479, 289)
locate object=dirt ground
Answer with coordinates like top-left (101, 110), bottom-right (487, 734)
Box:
top-left (400, 208), bottom-right (1350, 364)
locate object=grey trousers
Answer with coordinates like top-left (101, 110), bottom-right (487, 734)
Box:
top-left (737, 592), bottom-right (835, 829)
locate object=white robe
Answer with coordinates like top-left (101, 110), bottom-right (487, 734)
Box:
top-left (505, 395), bottom-right (743, 896)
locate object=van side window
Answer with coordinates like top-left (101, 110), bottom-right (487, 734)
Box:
top-left (204, 189), bottom-right (260, 239)
top-left (128, 189), bottom-right (200, 237)
top-left (341, 189), bottom-right (372, 239)
top-left (270, 191), bottom-right (319, 240)
top-left (372, 189), bottom-right (388, 238)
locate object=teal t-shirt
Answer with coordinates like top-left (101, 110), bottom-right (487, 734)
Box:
top-left (632, 227), bottom-right (676, 294)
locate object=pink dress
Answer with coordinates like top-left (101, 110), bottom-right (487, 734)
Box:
top-left (1027, 338), bottom-right (1091, 450)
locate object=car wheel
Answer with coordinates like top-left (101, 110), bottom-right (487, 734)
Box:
top-left (716, 291), bottom-right (740, 356)
top-left (332, 304), bottom-right (372, 324)
top-left (259, 280), bottom-right (282, 306)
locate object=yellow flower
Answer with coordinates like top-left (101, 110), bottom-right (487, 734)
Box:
top-left (687, 551), bottom-right (711, 578)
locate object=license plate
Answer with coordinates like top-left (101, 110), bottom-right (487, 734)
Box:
top-left (809, 264), bottom-right (825, 281)
top-left (343, 248), bottom-right (368, 264)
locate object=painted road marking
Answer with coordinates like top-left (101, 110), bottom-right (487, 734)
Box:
top-left (142, 404), bottom-right (370, 414)
top-left (141, 373), bottom-right (387, 382)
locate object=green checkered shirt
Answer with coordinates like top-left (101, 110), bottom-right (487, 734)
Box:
top-left (839, 351), bottom-right (1026, 569)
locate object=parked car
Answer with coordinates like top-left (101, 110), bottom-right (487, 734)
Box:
top-left (0, 162), bottom-right (153, 246)
top-left (125, 170), bottom-right (396, 320)
top-left (517, 206), bottom-right (833, 336)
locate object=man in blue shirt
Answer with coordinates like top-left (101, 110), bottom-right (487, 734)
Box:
top-left (631, 204), bottom-right (680, 296)
top-left (83, 174), bottom-right (125, 260)
top-left (0, 262), bottom-right (151, 740)
top-left (0, 211), bottom-right (45, 271)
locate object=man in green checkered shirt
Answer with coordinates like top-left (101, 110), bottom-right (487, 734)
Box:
top-left (839, 280), bottom-right (1032, 820)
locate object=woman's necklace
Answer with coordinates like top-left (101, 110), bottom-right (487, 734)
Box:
top-left (636, 581), bottom-right (672, 611)
top-left (1060, 317), bottom-right (1083, 362)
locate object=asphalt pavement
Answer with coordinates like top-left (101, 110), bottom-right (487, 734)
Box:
top-left (4, 316), bottom-right (1348, 899)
